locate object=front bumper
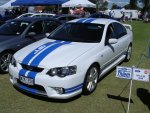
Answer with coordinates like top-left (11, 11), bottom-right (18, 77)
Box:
top-left (9, 64), bottom-right (85, 99)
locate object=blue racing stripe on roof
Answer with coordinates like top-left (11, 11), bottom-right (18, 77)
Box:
top-left (30, 41), bottom-right (71, 67)
top-left (76, 18), bottom-right (87, 23)
top-left (65, 83), bottom-right (83, 94)
top-left (83, 18), bottom-right (96, 23)
top-left (20, 85), bottom-right (38, 94)
top-left (22, 40), bottom-right (61, 65)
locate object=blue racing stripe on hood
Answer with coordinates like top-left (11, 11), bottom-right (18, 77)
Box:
top-left (22, 40), bottom-right (61, 65)
top-left (30, 41), bottom-right (71, 67)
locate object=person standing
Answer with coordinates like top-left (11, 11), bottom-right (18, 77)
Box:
top-left (143, 11), bottom-right (148, 23)
top-left (129, 12), bottom-right (132, 22)
top-left (121, 12), bottom-right (125, 22)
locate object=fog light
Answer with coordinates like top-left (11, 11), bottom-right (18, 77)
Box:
top-left (13, 78), bottom-right (17, 84)
top-left (52, 87), bottom-right (64, 94)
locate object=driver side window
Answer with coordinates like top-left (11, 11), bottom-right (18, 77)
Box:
top-left (27, 21), bottom-right (44, 35)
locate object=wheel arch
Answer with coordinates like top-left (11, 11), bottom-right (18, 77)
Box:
top-left (87, 62), bottom-right (101, 77)
top-left (82, 62), bottom-right (101, 95)
top-left (0, 49), bottom-right (16, 55)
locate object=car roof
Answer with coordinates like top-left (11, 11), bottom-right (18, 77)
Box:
top-left (31, 13), bottom-right (56, 16)
top-left (68, 18), bottom-right (118, 25)
top-left (9, 17), bottom-right (61, 23)
top-left (53, 14), bottom-right (79, 18)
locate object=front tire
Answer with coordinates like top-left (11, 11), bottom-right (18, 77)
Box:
top-left (82, 64), bottom-right (99, 95)
top-left (0, 52), bottom-right (13, 74)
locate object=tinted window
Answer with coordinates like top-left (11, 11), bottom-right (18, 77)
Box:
top-left (44, 20), bottom-right (60, 33)
top-left (112, 22), bottom-right (127, 39)
top-left (90, 14), bottom-right (100, 18)
top-left (68, 16), bottom-right (77, 21)
top-left (27, 21), bottom-right (44, 35)
top-left (33, 15), bottom-right (41, 17)
top-left (48, 23), bottom-right (104, 43)
top-left (58, 17), bottom-right (67, 21)
top-left (0, 21), bottom-right (30, 35)
top-left (20, 14), bottom-right (33, 18)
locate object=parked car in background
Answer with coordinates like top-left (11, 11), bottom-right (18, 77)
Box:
top-left (17, 13), bottom-right (56, 19)
top-left (0, 17), bottom-right (61, 73)
top-left (52, 14), bottom-right (80, 23)
top-left (89, 12), bottom-right (121, 21)
top-left (9, 18), bottom-right (133, 99)
top-left (0, 18), bottom-right (4, 26)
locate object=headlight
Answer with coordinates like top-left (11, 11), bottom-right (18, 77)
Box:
top-left (11, 56), bottom-right (16, 67)
top-left (47, 66), bottom-right (77, 77)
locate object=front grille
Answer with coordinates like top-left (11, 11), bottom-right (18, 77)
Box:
top-left (17, 79), bottom-right (46, 92)
top-left (21, 64), bottom-right (44, 72)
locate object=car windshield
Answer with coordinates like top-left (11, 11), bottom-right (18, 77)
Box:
top-left (48, 23), bottom-right (104, 43)
top-left (0, 21), bottom-right (30, 35)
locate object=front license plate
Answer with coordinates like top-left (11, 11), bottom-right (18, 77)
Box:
top-left (20, 76), bottom-right (34, 85)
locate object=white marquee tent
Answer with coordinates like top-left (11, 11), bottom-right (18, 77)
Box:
top-left (0, 0), bottom-right (16, 8)
top-left (62, 0), bottom-right (96, 8)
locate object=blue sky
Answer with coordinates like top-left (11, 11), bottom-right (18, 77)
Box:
top-left (108, 0), bottom-right (130, 8)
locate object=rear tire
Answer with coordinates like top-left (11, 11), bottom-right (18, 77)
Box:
top-left (0, 51), bottom-right (13, 74)
top-left (82, 64), bottom-right (99, 95)
top-left (125, 45), bottom-right (132, 62)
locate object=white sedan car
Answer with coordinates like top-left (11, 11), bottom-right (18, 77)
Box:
top-left (17, 13), bottom-right (56, 18)
top-left (9, 18), bottom-right (133, 99)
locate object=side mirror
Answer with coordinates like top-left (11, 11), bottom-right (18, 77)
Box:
top-left (46, 33), bottom-right (50, 37)
top-left (109, 38), bottom-right (118, 44)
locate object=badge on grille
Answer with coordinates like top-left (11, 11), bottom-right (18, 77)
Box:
top-left (26, 65), bottom-right (33, 71)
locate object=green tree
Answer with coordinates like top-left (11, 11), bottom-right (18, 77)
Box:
top-left (99, 1), bottom-right (108, 10)
top-left (111, 3), bottom-right (118, 9)
top-left (129, 0), bottom-right (137, 9)
top-left (140, 0), bottom-right (150, 13)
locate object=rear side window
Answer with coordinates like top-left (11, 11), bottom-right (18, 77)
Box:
top-left (58, 17), bottom-right (67, 21)
top-left (112, 22), bottom-right (127, 39)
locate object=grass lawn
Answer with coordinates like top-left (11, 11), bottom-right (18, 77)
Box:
top-left (0, 21), bottom-right (150, 113)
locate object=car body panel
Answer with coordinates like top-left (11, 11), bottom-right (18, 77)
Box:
top-left (9, 18), bottom-right (133, 99)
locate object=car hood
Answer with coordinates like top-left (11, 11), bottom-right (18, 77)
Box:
top-left (15, 38), bottom-right (98, 68)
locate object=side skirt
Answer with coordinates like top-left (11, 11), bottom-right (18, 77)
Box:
top-left (99, 55), bottom-right (126, 79)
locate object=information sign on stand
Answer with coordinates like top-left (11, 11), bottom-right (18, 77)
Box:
top-left (116, 66), bottom-right (149, 113)
top-left (116, 66), bottom-right (132, 79)
top-left (133, 68), bottom-right (149, 82)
